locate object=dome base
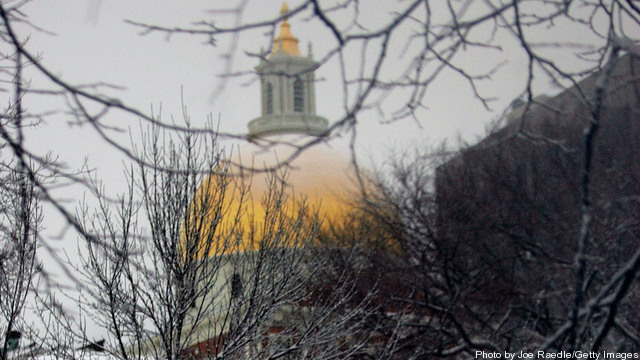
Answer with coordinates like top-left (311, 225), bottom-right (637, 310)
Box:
top-left (248, 114), bottom-right (328, 138)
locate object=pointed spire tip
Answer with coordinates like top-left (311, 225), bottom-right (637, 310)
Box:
top-left (271, 2), bottom-right (300, 57)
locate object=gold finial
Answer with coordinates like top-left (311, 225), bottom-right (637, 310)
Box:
top-left (271, 2), bottom-right (301, 57)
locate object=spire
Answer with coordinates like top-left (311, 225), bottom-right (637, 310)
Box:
top-left (271, 2), bottom-right (301, 57)
top-left (250, 2), bottom-right (327, 138)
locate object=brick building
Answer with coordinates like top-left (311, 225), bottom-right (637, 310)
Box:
top-left (435, 53), bottom-right (640, 333)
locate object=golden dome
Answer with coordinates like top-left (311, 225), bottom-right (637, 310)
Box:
top-left (183, 143), bottom-right (354, 257)
top-left (271, 2), bottom-right (301, 57)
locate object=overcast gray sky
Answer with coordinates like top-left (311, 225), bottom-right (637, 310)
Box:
top-left (19, 0), bottom-right (537, 172)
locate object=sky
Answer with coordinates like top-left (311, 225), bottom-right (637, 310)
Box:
top-left (17, 0), bottom-right (533, 177)
top-left (9, 0), bottom-right (626, 340)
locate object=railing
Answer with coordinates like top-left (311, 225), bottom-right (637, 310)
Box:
top-left (248, 113), bottom-right (328, 137)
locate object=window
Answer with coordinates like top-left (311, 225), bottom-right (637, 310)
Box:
top-left (231, 273), bottom-right (243, 299)
top-left (293, 78), bottom-right (304, 112)
top-left (265, 83), bottom-right (273, 114)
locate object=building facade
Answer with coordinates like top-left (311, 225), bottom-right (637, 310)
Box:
top-left (435, 53), bottom-right (640, 345)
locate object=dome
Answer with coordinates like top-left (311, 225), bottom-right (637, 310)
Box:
top-left (183, 141), bottom-right (355, 257)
